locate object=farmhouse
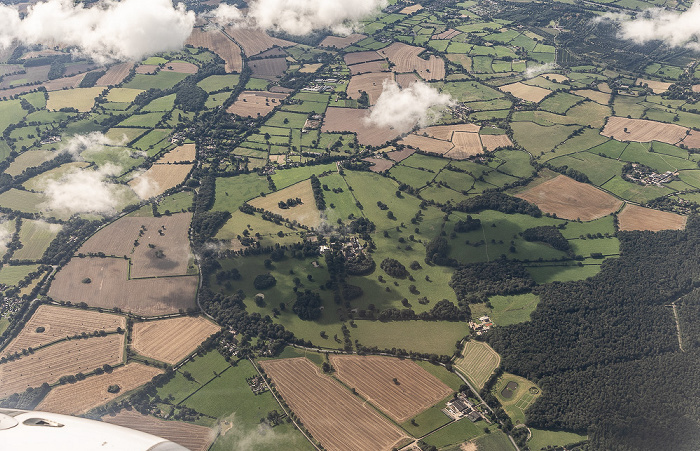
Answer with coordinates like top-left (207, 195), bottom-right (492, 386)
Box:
top-left (443, 393), bottom-right (483, 422)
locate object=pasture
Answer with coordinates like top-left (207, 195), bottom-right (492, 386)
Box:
top-left (48, 257), bottom-right (197, 316)
top-left (351, 320), bottom-right (467, 355)
top-left (5, 150), bottom-right (53, 177)
top-left (328, 355), bottom-right (452, 422)
top-left (260, 358), bottom-right (409, 451)
top-left (1, 305), bottom-right (125, 357)
top-left (102, 410), bottom-right (215, 451)
top-left (454, 341), bottom-right (501, 389)
top-left (485, 293), bottom-right (541, 326)
top-left (528, 428), bottom-right (588, 451)
top-left (37, 363), bottom-right (163, 415)
top-left (511, 122), bottom-right (579, 156)
top-left (13, 219), bottom-right (61, 261)
top-left (617, 204), bottom-right (686, 231)
top-left (131, 316), bottom-right (219, 364)
top-left (516, 175), bottom-right (623, 221)
top-left (197, 74), bottom-right (240, 93)
top-left (0, 334), bottom-right (124, 398)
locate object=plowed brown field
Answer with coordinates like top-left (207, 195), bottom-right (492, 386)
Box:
top-left (347, 72), bottom-right (394, 105)
top-left (329, 355), bottom-right (452, 423)
top-left (322, 107), bottom-right (401, 146)
top-left (226, 27), bottom-right (294, 57)
top-left (378, 42), bottom-right (445, 81)
top-left (131, 316), bottom-right (219, 364)
top-left (102, 409), bottom-right (215, 451)
top-left (481, 134), bottom-right (513, 151)
top-left (227, 90), bottom-right (289, 117)
top-left (37, 363), bottom-right (162, 415)
top-left (96, 62), bottom-right (134, 87)
top-left (516, 175), bottom-right (623, 221)
top-left (2, 305), bottom-right (124, 357)
top-left (0, 334), bottom-right (124, 398)
top-left (186, 28), bottom-right (243, 73)
top-left (260, 358), bottom-right (408, 451)
top-left (617, 204), bottom-right (686, 231)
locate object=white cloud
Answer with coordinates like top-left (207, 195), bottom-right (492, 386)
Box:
top-left (60, 132), bottom-right (113, 159)
top-left (130, 170), bottom-right (161, 200)
top-left (0, 0), bottom-right (196, 64)
top-left (365, 80), bottom-right (454, 133)
top-left (523, 62), bottom-right (557, 79)
top-left (42, 164), bottom-right (129, 215)
top-left (603, 2), bottom-right (700, 50)
top-left (210, 0), bottom-right (387, 35)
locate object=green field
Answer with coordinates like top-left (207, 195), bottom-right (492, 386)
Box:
top-left (471, 430), bottom-right (517, 451)
top-left (197, 74), bottom-right (240, 93)
top-left (528, 428), bottom-right (588, 451)
top-left (486, 293), bottom-right (540, 326)
top-left (351, 320), bottom-right (468, 355)
top-left (511, 122), bottom-right (579, 156)
top-left (422, 420), bottom-right (494, 449)
top-left (0, 264), bottom-right (39, 286)
top-left (123, 72), bottom-right (188, 90)
top-left (492, 373), bottom-right (541, 425)
top-left (0, 318), bottom-right (9, 335)
top-left (13, 219), bottom-right (61, 261)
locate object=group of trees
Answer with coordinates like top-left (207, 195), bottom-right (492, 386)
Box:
top-left (309, 175), bottom-right (326, 210)
top-left (486, 217), bottom-right (700, 450)
top-left (521, 225), bottom-right (571, 253)
top-left (380, 258), bottom-right (409, 279)
top-left (454, 192), bottom-right (541, 217)
top-left (450, 260), bottom-right (535, 303)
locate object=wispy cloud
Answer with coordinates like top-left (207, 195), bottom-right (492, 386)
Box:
top-left (365, 80), bottom-right (454, 133)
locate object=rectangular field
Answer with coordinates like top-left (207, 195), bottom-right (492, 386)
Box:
top-left (601, 116), bottom-right (688, 145)
top-left (454, 341), bottom-right (501, 390)
top-left (328, 355), bottom-right (452, 423)
top-left (260, 358), bottom-right (409, 451)
top-left (322, 107), bottom-right (401, 146)
top-left (617, 204), bottom-right (686, 231)
top-left (131, 316), bottom-right (219, 364)
top-left (1, 305), bottom-right (125, 357)
top-left (516, 175), bottom-right (623, 221)
top-left (0, 334), bottom-right (124, 398)
top-left (129, 163), bottom-right (193, 200)
top-left (48, 257), bottom-right (197, 316)
top-left (37, 363), bottom-right (163, 415)
top-left (378, 42), bottom-right (445, 80)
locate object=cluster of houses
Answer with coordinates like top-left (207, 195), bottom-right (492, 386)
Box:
top-left (246, 375), bottom-right (267, 395)
top-left (443, 393), bottom-right (483, 422)
top-left (302, 78), bottom-right (339, 93)
top-left (469, 315), bottom-right (494, 336)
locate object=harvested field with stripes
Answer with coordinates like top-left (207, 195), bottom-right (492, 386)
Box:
top-left (348, 60), bottom-right (388, 75)
top-left (96, 62), bottom-right (135, 86)
top-left (501, 82), bottom-right (551, 103)
top-left (344, 51), bottom-right (384, 66)
top-left (419, 123), bottom-right (480, 140)
top-left (329, 355), bottom-right (452, 423)
top-left (617, 204), bottom-right (686, 232)
top-left (400, 134), bottom-right (453, 155)
top-left (102, 409), bottom-right (215, 451)
top-left (454, 341), bottom-right (501, 389)
top-left (601, 116), bottom-right (688, 145)
top-left (226, 27), bottom-right (294, 56)
top-left (260, 358), bottom-right (409, 451)
top-left (448, 132), bottom-right (484, 159)
top-left (37, 363), bottom-right (163, 415)
top-left (0, 334), bottom-right (124, 398)
top-left (516, 175), bottom-right (623, 221)
top-left (131, 316), bottom-right (219, 364)
top-left (227, 90), bottom-right (289, 117)
top-left (1, 305), bottom-right (124, 357)
top-left (186, 27), bottom-right (243, 73)
top-left (48, 257), bottom-right (198, 316)
top-left (379, 42), bottom-right (445, 81)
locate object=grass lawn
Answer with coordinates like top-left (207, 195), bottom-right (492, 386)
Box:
top-left (0, 318), bottom-right (8, 335)
top-left (266, 111), bottom-right (308, 129)
top-left (157, 191), bottom-right (194, 215)
top-left (401, 397), bottom-right (453, 437)
top-left (318, 173), bottom-right (361, 223)
top-left (526, 262), bottom-right (602, 284)
top-left (13, 219), bottom-right (61, 261)
top-left (511, 122), bottom-right (578, 156)
top-left (0, 100), bottom-right (28, 134)
top-left (390, 165), bottom-right (439, 189)
top-left (351, 320), bottom-right (468, 355)
top-left (528, 428), bottom-right (588, 451)
top-left (212, 173), bottom-right (271, 212)
top-left (568, 236), bottom-right (620, 257)
top-left (244, 78), bottom-right (270, 90)
top-left (487, 293), bottom-right (540, 325)
top-left (197, 74), bottom-right (240, 93)
top-left (123, 72), bottom-right (188, 91)
top-left (177, 350), bottom-right (231, 384)
top-left (132, 129), bottom-right (171, 151)
top-left (422, 419), bottom-right (492, 449)
top-left (493, 150), bottom-right (535, 178)
top-left (0, 264), bottom-right (39, 286)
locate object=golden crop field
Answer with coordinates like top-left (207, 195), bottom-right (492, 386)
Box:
top-left (129, 162), bottom-right (194, 200)
top-left (501, 82), bottom-right (551, 103)
top-left (37, 363), bottom-right (163, 415)
top-left (158, 144), bottom-right (196, 163)
top-left (1, 305), bottom-right (125, 357)
top-left (617, 204), bottom-right (686, 232)
top-left (248, 179), bottom-right (322, 229)
top-left (400, 134), bottom-right (453, 155)
top-left (96, 62), bottom-right (135, 87)
top-left (261, 358), bottom-right (409, 451)
top-left (329, 355), bottom-right (452, 423)
top-left (131, 316), bottom-right (219, 364)
top-left (47, 87), bottom-right (103, 112)
top-left (481, 134), bottom-right (514, 151)
top-left (454, 340), bottom-right (501, 389)
top-left (516, 175), bottom-right (623, 221)
top-left (448, 132), bottom-right (484, 159)
top-left (186, 27), bottom-right (243, 73)
top-left (0, 334), bottom-right (125, 398)
top-left (601, 116), bottom-right (688, 145)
